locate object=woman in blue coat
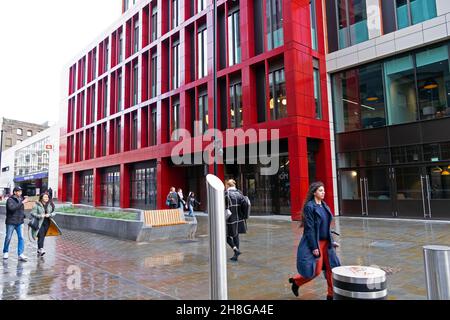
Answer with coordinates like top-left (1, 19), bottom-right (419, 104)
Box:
top-left (289, 181), bottom-right (341, 300)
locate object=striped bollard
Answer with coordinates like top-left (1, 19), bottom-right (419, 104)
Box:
top-left (332, 266), bottom-right (387, 300)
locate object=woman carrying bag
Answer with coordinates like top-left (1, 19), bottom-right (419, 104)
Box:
top-left (289, 181), bottom-right (341, 300)
top-left (29, 193), bottom-right (62, 257)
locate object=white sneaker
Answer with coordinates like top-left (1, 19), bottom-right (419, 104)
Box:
top-left (3, 252), bottom-right (8, 260)
top-left (18, 255), bottom-right (28, 262)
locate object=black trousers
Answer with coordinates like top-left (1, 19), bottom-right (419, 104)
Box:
top-left (37, 218), bottom-right (50, 250)
top-left (227, 235), bottom-right (240, 250)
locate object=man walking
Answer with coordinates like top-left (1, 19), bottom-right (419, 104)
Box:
top-left (3, 186), bottom-right (29, 262)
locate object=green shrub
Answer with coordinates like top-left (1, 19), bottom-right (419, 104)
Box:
top-left (57, 207), bottom-right (137, 221)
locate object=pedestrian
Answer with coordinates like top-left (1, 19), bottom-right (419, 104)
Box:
top-left (47, 188), bottom-right (53, 200)
top-left (3, 186), bottom-right (29, 262)
top-left (177, 188), bottom-right (186, 210)
top-left (224, 179), bottom-right (248, 262)
top-left (166, 187), bottom-right (179, 209)
top-left (29, 193), bottom-right (61, 257)
top-left (288, 181), bottom-right (341, 300)
top-left (187, 192), bottom-right (201, 217)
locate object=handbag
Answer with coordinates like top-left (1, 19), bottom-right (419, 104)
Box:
top-left (28, 217), bottom-right (39, 231)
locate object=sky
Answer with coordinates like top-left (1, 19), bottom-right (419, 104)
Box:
top-left (0, 0), bottom-right (122, 125)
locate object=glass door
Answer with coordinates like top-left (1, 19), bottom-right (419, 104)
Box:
top-left (392, 166), bottom-right (428, 218)
top-left (426, 163), bottom-right (450, 219)
top-left (360, 168), bottom-right (395, 217)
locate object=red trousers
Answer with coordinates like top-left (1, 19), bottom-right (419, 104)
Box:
top-left (294, 240), bottom-right (333, 297)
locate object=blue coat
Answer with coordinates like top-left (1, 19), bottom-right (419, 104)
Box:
top-left (296, 201), bottom-right (341, 279)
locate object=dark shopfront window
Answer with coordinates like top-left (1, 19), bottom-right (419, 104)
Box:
top-left (396, 0), bottom-right (437, 30)
top-left (80, 171), bottom-right (94, 205)
top-left (333, 43), bottom-right (450, 133)
top-left (224, 148), bottom-right (290, 215)
top-left (101, 168), bottom-right (120, 207)
top-left (130, 163), bottom-right (157, 210)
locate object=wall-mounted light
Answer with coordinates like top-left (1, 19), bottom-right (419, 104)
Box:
top-left (423, 79), bottom-right (438, 90)
top-left (351, 171), bottom-right (357, 178)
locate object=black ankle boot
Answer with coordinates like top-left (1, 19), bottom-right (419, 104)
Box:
top-left (326, 295), bottom-right (333, 301)
top-left (288, 278), bottom-right (299, 297)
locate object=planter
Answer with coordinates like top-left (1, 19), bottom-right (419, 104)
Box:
top-left (54, 212), bottom-right (198, 242)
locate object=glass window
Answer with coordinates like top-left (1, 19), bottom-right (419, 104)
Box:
top-left (360, 148), bottom-right (390, 166)
top-left (310, 0), bottom-right (318, 51)
top-left (17, 128), bottom-right (22, 135)
top-left (337, 152), bottom-right (360, 168)
top-left (105, 40), bottom-right (109, 71)
top-left (337, 0), bottom-right (368, 49)
top-left (415, 45), bottom-right (450, 120)
top-left (134, 18), bottom-right (140, 53)
top-left (151, 6), bottom-right (158, 42)
top-left (230, 82), bottom-right (243, 128)
top-left (118, 72), bottom-right (123, 112)
top-left (27, 130), bottom-right (32, 137)
top-left (266, 0), bottom-right (284, 50)
top-left (391, 145), bottom-right (422, 164)
top-left (172, 42), bottom-right (180, 89)
top-left (313, 58), bottom-right (322, 119)
top-left (198, 0), bottom-right (207, 12)
top-left (334, 64), bottom-right (387, 133)
top-left (396, 0), bottom-right (437, 30)
top-left (198, 94), bottom-right (208, 134)
top-left (384, 54), bottom-right (417, 125)
top-left (151, 54), bottom-right (157, 98)
top-left (198, 28), bottom-right (208, 79)
top-left (133, 63), bottom-right (139, 105)
top-left (132, 112), bottom-right (138, 149)
top-left (172, 0), bottom-right (181, 28)
top-left (118, 30), bottom-right (124, 63)
top-left (172, 103), bottom-right (180, 141)
top-left (228, 10), bottom-right (241, 66)
top-left (269, 68), bottom-right (287, 120)
top-left (151, 107), bottom-right (157, 146)
top-left (102, 124), bottom-right (107, 156)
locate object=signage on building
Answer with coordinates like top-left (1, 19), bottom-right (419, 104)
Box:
top-left (45, 144), bottom-right (53, 150)
top-left (1, 166), bottom-right (9, 172)
top-left (14, 172), bottom-right (48, 182)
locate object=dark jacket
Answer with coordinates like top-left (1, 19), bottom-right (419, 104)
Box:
top-left (296, 200), bottom-right (341, 279)
top-left (5, 196), bottom-right (26, 225)
top-left (167, 192), bottom-right (179, 207)
top-left (225, 188), bottom-right (247, 237)
top-left (188, 196), bottom-right (200, 208)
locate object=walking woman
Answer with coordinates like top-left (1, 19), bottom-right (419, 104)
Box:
top-left (187, 192), bottom-right (201, 217)
top-left (30, 193), bottom-right (61, 257)
top-left (225, 179), bottom-right (248, 262)
top-left (289, 182), bottom-right (341, 300)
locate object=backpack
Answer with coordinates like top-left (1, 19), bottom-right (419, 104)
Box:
top-left (240, 195), bottom-right (251, 220)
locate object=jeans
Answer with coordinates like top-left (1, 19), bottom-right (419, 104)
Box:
top-left (3, 224), bottom-right (25, 256)
top-left (188, 205), bottom-right (194, 216)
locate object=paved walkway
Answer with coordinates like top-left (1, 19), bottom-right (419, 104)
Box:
top-left (0, 214), bottom-right (449, 300)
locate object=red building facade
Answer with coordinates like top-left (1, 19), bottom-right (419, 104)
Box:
top-left (58, 0), bottom-right (335, 220)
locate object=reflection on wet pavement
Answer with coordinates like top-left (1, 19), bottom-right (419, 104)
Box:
top-left (0, 214), bottom-right (449, 300)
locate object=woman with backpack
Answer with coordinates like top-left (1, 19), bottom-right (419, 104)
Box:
top-left (29, 193), bottom-right (62, 257)
top-left (166, 187), bottom-right (179, 209)
top-left (224, 179), bottom-right (248, 262)
top-left (288, 181), bottom-right (341, 300)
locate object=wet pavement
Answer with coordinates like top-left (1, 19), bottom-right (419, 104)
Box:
top-left (0, 214), bottom-right (449, 300)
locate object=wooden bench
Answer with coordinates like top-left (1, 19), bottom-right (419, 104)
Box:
top-left (143, 209), bottom-right (187, 227)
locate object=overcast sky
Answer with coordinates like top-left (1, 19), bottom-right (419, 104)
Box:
top-left (0, 0), bottom-right (122, 125)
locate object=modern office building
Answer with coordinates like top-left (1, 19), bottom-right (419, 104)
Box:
top-left (325, 0), bottom-right (450, 219)
top-left (0, 117), bottom-right (49, 152)
top-left (0, 124), bottom-right (59, 198)
top-left (58, 0), bottom-right (336, 219)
